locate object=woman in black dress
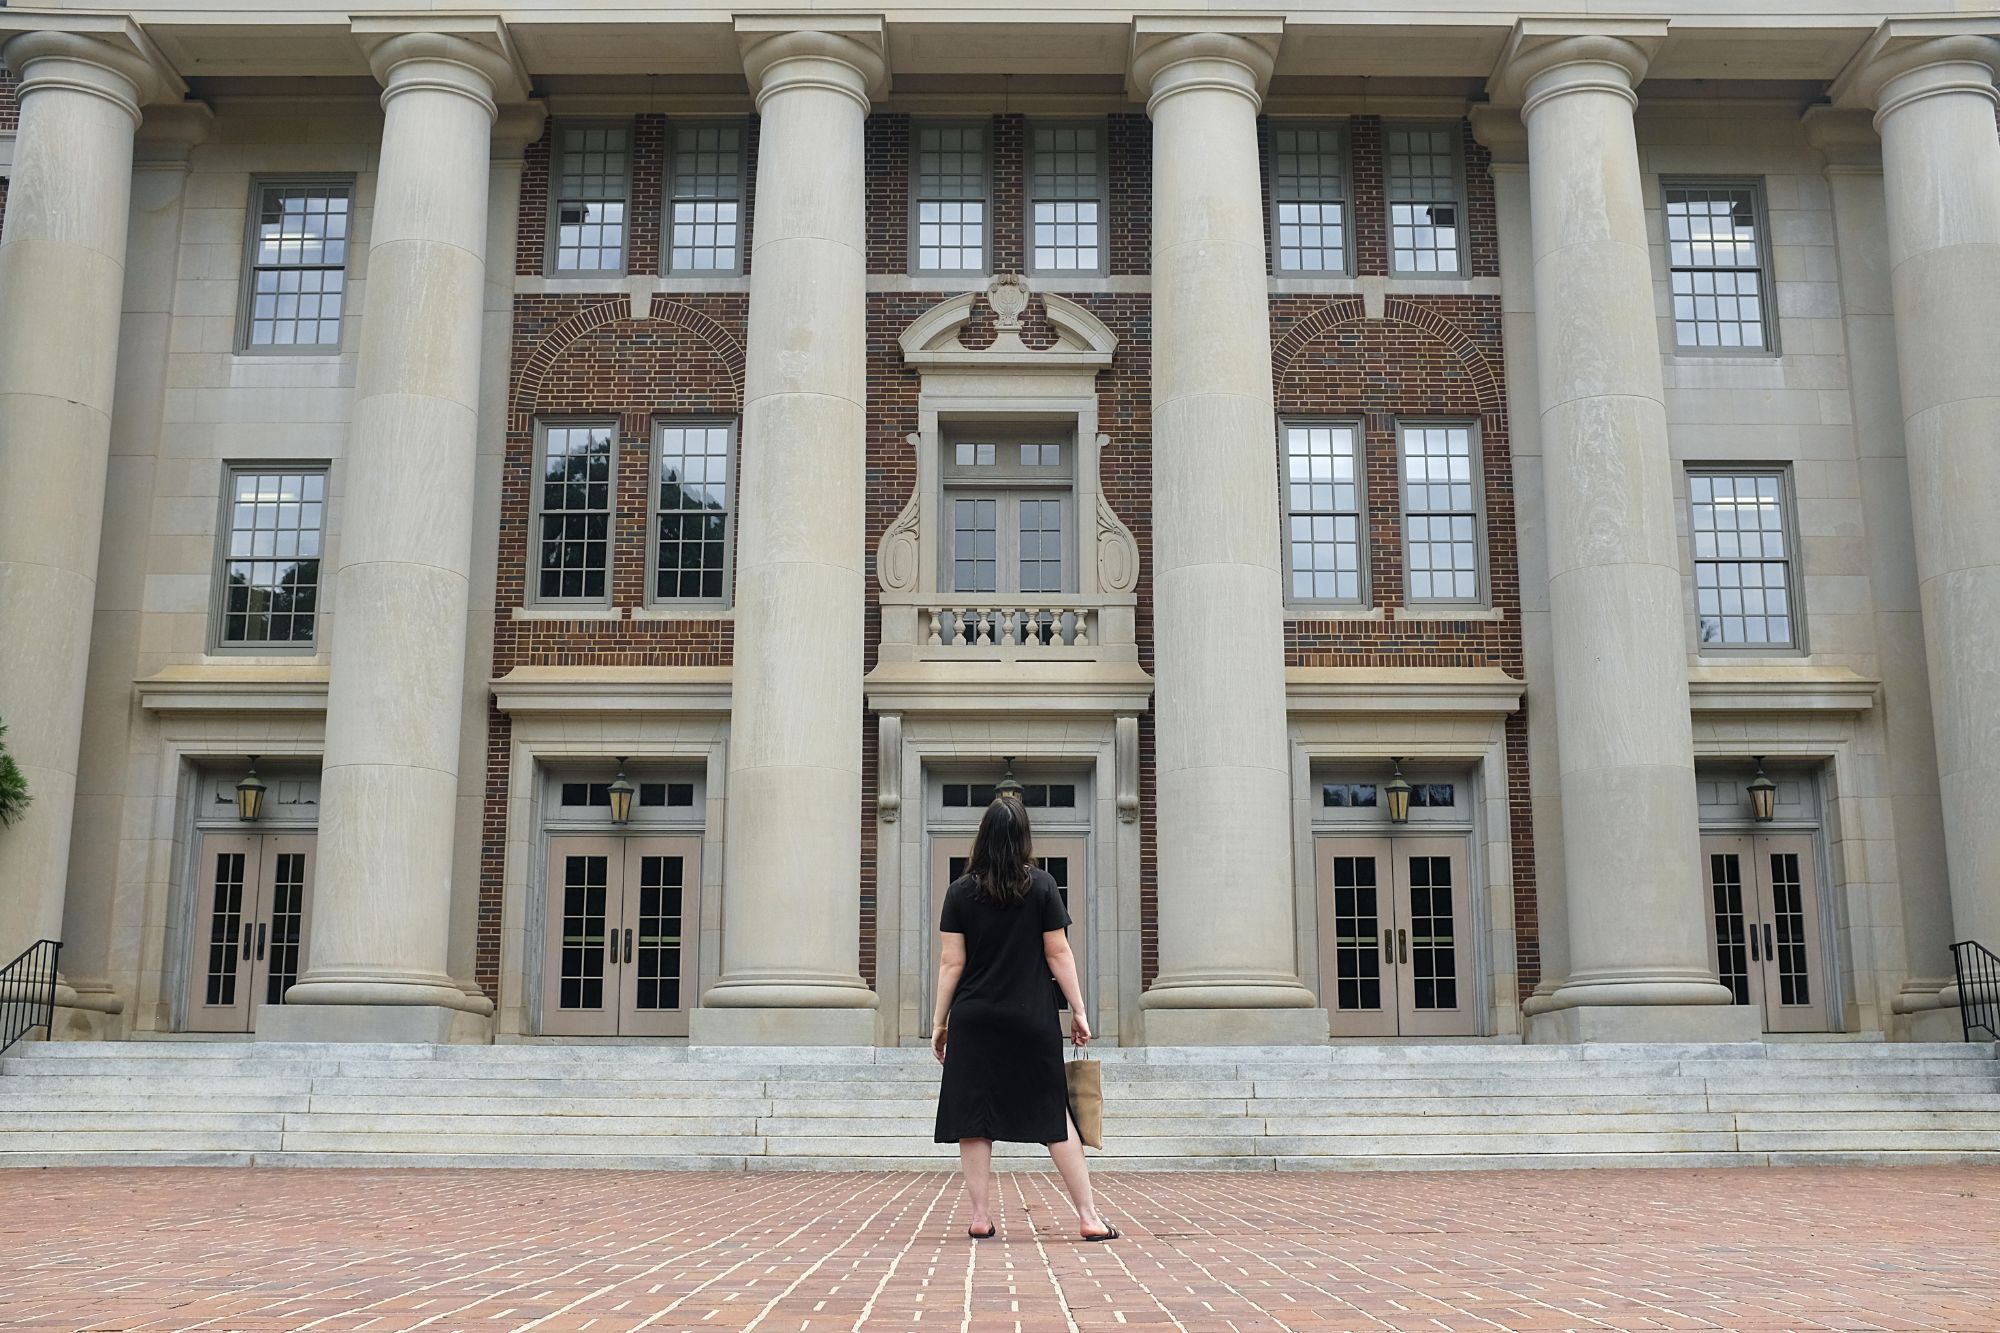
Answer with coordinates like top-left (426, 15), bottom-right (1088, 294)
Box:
top-left (932, 795), bottom-right (1117, 1241)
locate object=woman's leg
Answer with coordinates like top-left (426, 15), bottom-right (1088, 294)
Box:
top-left (1046, 1114), bottom-right (1109, 1235)
top-left (959, 1138), bottom-right (995, 1231)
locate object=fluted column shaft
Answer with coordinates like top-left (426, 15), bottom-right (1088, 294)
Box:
top-left (0, 33), bottom-right (154, 980)
top-left (1862, 38), bottom-right (2000, 955)
top-left (1133, 28), bottom-right (1319, 1040)
top-left (698, 24), bottom-right (881, 1039)
top-left (273, 33), bottom-right (509, 1034)
top-left (1512, 37), bottom-right (1735, 1034)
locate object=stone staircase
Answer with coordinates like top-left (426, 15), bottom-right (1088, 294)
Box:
top-left (2, 1040), bottom-right (1997, 1171)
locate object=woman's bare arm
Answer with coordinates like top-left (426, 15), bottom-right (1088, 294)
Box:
top-left (931, 931), bottom-right (966, 1061)
top-left (1043, 930), bottom-right (1087, 1017)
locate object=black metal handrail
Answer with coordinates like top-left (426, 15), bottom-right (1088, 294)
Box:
top-left (0, 939), bottom-right (61, 1057)
top-left (1950, 940), bottom-right (2000, 1042)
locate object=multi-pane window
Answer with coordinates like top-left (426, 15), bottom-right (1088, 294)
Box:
top-left (1272, 124), bottom-right (1347, 274)
top-left (913, 122), bottom-right (988, 274)
top-left (242, 182), bottom-right (351, 350)
top-left (551, 122), bottom-right (630, 274)
top-left (217, 468), bottom-right (326, 647)
top-left (1688, 470), bottom-right (1798, 649)
top-left (1385, 125), bottom-right (1462, 274)
top-left (1665, 183), bottom-right (1772, 351)
top-left (654, 422), bottom-right (733, 602)
top-left (1029, 123), bottom-right (1104, 275)
top-left (943, 436), bottom-right (1074, 595)
top-left (535, 424), bottom-right (614, 602)
top-left (1283, 422), bottom-right (1364, 603)
top-left (667, 122), bottom-right (745, 273)
top-left (1399, 423), bottom-right (1482, 603)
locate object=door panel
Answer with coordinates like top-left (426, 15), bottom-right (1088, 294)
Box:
top-left (1393, 837), bottom-right (1476, 1037)
top-left (1316, 835), bottom-right (1477, 1038)
top-left (930, 834), bottom-right (1088, 1018)
top-left (619, 838), bottom-right (701, 1037)
top-left (542, 837), bottom-right (618, 1036)
top-left (1702, 833), bottom-right (1829, 1033)
top-left (185, 832), bottom-right (318, 1034)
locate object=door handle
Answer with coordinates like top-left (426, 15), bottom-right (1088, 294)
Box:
top-left (1749, 924), bottom-right (1760, 962)
top-left (606, 936), bottom-right (617, 967)
top-left (241, 928), bottom-right (252, 961)
top-left (1763, 923), bottom-right (1775, 961)
top-left (1399, 929), bottom-right (1408, 965)
top-left (1382, 928), bottom-right (1393, 967)
top-left (256, 923), bottom-right (267, 962)
top-left (624, 928), bottom-right (634, 965)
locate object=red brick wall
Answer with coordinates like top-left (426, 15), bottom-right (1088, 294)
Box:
top-left (1270, 290), bottom-right (1537, 997)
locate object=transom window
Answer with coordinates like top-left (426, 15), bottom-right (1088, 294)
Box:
top-left (943, 782), bottom-right (1076, 809)
top-left (1385, 125), bottom-right (1462, 275)
top-left (551, 122), bottom-right (630, 274)
top-left (654, 422), bottom-right (733, 603)
top-left (1283, 421), bottom-right (1364, 604)
top-left (242, 181), bottom-right (351, 350)
top-left (1272, 123), bottom-right (1347, 274)
top-left (942, 432), bottom-right (1075, 595)
top-left (1665, 182), bottom-right (1772, 352)
top-left (535, 424), bottom-right (614, 602)
top-left (561, 781), bottom-right (694, 809)
top-left (1688, 470), bottom-right (1798, 649)
top-left (667, 121), bottom-right (745, 273)
top-left (913, 122), bottom-right (989, 274)
top-left (1399, 423), bottom-right (1483, 604)
top-left (1029, 123), bottom-right (1105, 275)
top-left (216, 467), bottom-right (326, 648)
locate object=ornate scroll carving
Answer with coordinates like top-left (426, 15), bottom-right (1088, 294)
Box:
top-left (1094, 436), bottom-right (1140, 595)
top-left (877, 713), bottom-right (903, 823)
top-left (875, 433), bottom-right (922, 594)
top-left (1115, 715), bottom-right (1140, 824)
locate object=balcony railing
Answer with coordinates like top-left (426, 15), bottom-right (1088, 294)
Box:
top-left (928, 604), bottom-right (1094, 649)
top-left (878, 595), bottom-right (1137, 664)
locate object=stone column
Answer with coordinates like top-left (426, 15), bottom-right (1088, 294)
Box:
top-left (692, 18), bottom-right (884, 1044)
top-left (1493, 24), bottom-right (1746, 1042)
top-left (1836, 28), bottom-right (2000, 969)
top-left (1469, 107), bottom-right (1570, 1024)
top-left (260, 27), bottom-right (528, 1042)
top-left (1130, 20), bottom-right (1324, 1045)
top-left (1803, 105), bottom-right (1959, 1032)
top-left (0, 25), bottom-right (179, 987)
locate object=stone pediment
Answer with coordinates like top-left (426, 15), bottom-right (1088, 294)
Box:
top-left (899, 275), bottom-right (1117, 370)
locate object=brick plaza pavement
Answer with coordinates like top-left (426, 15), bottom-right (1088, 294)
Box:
top-left (2, 1166), bottom-right (1998, 1332)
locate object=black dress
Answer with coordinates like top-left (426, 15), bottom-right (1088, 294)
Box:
top-left (934, 868), bottom-right (1072, 1145)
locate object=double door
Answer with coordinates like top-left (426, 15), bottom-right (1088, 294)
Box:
top-left (931, 835), bottom-right (1088, 1016)
top-left (1315, 835), bottom-right (1476, 1037)
top-left (1702, 833), bottom-right (1828, 1033)
top-left (542, 836), bottom-right (701, 1036)
top-left (186, 832), bottom-right (316, 1032)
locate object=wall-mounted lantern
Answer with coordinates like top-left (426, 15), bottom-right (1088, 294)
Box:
top-left (235, 758), bottom-right (268, 822)
top-left (1748, 758), bottom-right (1777, 823)
top-left (1384, 759), bottom-right (1413, 825)
top-left (608, 758), bottom-right (636, 825)
top-left (996, 757), bottom-right (1024, 802)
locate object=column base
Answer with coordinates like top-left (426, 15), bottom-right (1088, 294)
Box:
top-left (689, 1006), bottom-right (878, 1046)
top-left (1140, 1007), bottom-right (1330, 1046)
top-left (1906, 1006), bottom-right (1969, 1042)
top-left (256, 1002), bottom-right (469, 1044)
top-left (1525, 1002), bottom-right (1765, 1044)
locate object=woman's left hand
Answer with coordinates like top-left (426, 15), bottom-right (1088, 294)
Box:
top-left (931, 1023), bottom-right (948, 1063)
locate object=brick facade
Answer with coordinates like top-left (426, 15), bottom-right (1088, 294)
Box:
top-left (492, 110), bottom-right (1530, 1010)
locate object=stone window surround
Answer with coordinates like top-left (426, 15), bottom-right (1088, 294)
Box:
top-left (1658, 175), bottom-right (1780, 357)
top-left (209, 461), bottom-right (330, 656)
top-left (907, 117), bottom-right (993, 279)
top-left (235, 174), bottom-right (355, 356)
top-left (1285, 678), bottom-right (1523, 1040)
top-left (1679, 462), bottom-right (1809, 658)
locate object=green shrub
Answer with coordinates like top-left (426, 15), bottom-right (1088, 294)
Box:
top-left (0, 719), bottom-right (29, 828)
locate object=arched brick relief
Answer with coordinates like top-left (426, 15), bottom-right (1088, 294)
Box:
top-left (1271, 296), bottom-right (1503, 418)
top-left (509, 296), bottom-right (747, 425)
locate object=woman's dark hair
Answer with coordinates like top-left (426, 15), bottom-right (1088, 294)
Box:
top-left (968, 794), bottom-right (1035, 905)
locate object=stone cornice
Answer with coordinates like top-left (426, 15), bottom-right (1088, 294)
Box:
top-left (490, 666), bottom-right (733, 715)
top-left (1284, 667), bottom-right (1524, 717)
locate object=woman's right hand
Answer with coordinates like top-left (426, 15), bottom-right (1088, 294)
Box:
top-left (1070, 1012), bottom-right (1092, 1046)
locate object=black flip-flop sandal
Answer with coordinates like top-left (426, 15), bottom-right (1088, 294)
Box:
top-left (1081, 1225), bottom-right (1120, 1242)
top-left (968, 1226), bottom-right (997, 1239)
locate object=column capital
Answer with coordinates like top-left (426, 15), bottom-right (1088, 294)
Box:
top-left (1127, 17), bottom-right (1283, 115)
top-left (134, 102), bottom-right (216, 168)
top-left (492, 101), bottom-right (548, 162)
top-left (1486, 17), bottom-right (1666, 116)
top-left (1801, 106), bottom-right (1881, 173)
top-left (1467, 103), bottom-right (1529, 167)
top-left (352, 17), bottom-right (533, 113)
top-left (0, 15), bottom-right (187, 125)
top-left (735, 16), bottom-right (888, 113)
top-left (1830, 19), bottom-right (2000, 123)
